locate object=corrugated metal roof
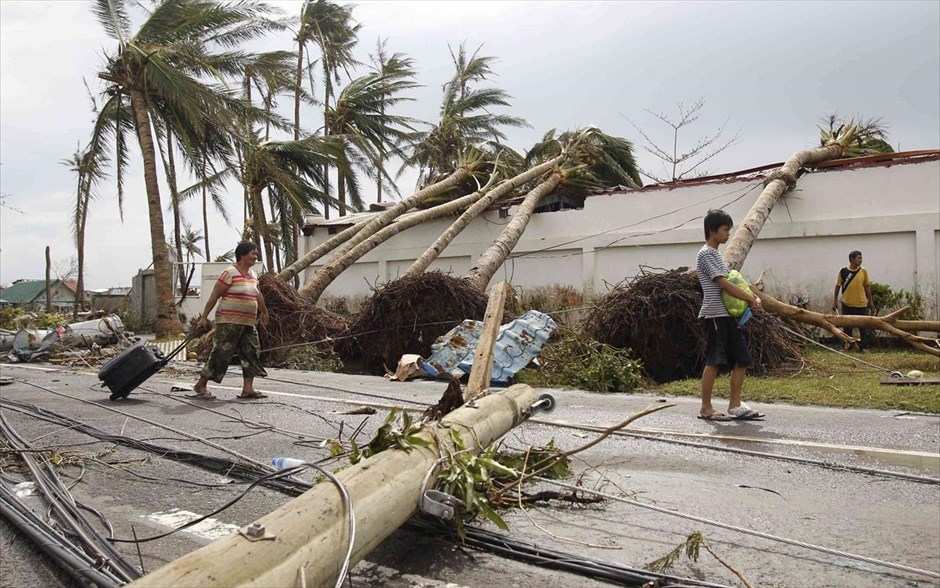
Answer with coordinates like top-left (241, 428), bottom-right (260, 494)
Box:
top-left (0, 280), bottom-right (52, 303)
top-left (583, 149), bottom-right (940, 197)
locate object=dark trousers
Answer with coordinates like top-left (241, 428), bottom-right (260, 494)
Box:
top-left (841, 304), bottom-right (871, 350)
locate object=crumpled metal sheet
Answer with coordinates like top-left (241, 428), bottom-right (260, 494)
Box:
top-left (422, 310), bottom-right (557, 385)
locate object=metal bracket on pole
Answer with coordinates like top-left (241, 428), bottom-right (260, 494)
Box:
top-left (420, 490), bottom-right (464, 521)
top-left (529, 393), bottom-right (556, 416)
top-left (239, 522), bottom-right (276, 542)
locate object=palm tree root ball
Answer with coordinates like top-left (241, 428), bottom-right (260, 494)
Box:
top-left (582, 268), bottom-right (805, 382)
top-left (344, 271), bottom-right (489, 374)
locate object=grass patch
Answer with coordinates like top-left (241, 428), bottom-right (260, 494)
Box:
top-left (652, 348), bottom-right (940, 413)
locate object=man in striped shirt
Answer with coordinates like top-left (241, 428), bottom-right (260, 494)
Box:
top-left (696, 210), bottom-right (764, 421)
top-left (193, 241), bottom-right (270, 400)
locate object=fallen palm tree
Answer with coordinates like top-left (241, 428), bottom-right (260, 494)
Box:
top-left (298, 151), bottom-right (489, 302)
top-left (585, 121), bottom-right (936, 374)
top-left (466, 128), bottom-right (641, 290)
top-left (277, 151), bottom-right (485, 288)
top-left (326, 157), bottom-right (568, 286)
top-left (405, 156), bottom-right (564, 278)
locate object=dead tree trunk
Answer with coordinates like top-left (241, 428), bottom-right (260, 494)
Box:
top-left (756, 286), bottom-right (940, 357)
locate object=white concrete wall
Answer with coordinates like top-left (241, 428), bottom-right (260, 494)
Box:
top-left (236, 158), bottom-right (940, 319)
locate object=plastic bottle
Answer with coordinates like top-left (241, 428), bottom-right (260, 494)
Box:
top-left (271, 457), bottom-right (305, 469)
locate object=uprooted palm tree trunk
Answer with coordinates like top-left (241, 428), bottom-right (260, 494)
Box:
top-left (313, 173), bottom-right (501, 286)
top-left (298, 164), bottom-right (476, 302)
top-left (275, 216), bottom-right (372, 283)
top-left (405, 156), bottom-right (563, 278)
top-left (724, 126), bottom-right (858, 269)
top-left (464, 172), bottom-right (564, 290)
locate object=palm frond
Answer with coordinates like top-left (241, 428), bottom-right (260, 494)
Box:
top-left (91, 0), bottom-right (131, 44)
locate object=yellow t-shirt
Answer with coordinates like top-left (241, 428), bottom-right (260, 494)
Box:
top-left (836, 267), bottom-right (869, 308)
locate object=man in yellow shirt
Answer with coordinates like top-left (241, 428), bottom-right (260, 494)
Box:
top-left (831, 250), bottom-right (875, 351)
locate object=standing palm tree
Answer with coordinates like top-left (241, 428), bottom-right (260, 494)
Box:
top-left (176, 223), bottom-right (203, 304)
top-left (60, 145), bottom-right (109, 319)
top-left (369, 39), bottom-right (420, 203)
top-left (87, 0), bottom-right (284, 337)
top-left (328, 65), bottom-right (420, 216)
top-left (294, 0), bottom-right (362, 218)
top-left (401, 43), bottom-right (529, 188)
top-left (241, 132), bottom-right (356, 271)
top-left (243, 49), bottom-right (314, 270)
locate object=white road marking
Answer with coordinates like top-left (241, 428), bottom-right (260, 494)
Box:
top-left (143, 508), bottom-right (240, 541)
top-left (0, 364), bottom-right (67, 373)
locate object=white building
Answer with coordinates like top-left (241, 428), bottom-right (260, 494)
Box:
top-left (205, 151), bottom-right (940, 320)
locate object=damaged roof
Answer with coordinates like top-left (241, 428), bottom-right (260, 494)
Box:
top-left (302, 150), bottom-right (940, 231)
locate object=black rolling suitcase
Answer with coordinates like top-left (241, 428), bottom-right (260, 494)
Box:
top-left (98, 336), bottom-right (192, 400)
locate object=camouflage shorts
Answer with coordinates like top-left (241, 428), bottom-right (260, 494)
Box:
top-left (200, 323), bottom-right (267, 383)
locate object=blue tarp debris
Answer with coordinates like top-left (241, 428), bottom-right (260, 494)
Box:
top-left (420, 310), bottom-right (557, 385)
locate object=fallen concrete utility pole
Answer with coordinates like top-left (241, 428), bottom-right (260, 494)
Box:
top-left (129, 383), bottom-right (542, 588)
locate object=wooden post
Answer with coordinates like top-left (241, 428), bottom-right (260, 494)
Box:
top-left (45, 246), bottom-right (52, 312)
top-left (465, 281), bottom-right (510, 401)
top-left (128, 384), bottom-right (539, 588)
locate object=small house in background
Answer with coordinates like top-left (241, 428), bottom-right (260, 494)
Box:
top-left (0, 279), bottom-right (76, 312)
top-left (89, 287), bottom-right (132, 314)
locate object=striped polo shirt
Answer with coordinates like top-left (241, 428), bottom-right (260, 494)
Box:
top-left (697, 245), bottom-right (731, 319)
top-left (215, 265), bottom-right (259, 326)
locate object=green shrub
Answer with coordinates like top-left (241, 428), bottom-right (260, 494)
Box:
top-left (0, 306), bottom-right (25, 330)
top-left (515, 328), bottom-right (645, 392)
top-left (279, 345), bottom-right (344, 372)
top-left (870, 282), bottom-right (924, 320)
top-left (34, 312), bottom-right (68, 329)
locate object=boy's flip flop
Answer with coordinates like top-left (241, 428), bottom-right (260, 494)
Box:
top-left (698, 413), bottom-right (733, 421)
top-left (729, 406), bottom-right (765, 420)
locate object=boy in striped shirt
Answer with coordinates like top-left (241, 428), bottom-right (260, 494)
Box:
top-left (696, 210), bottom-right (764, 421)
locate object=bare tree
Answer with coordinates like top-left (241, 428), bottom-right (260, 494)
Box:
top-left (623, 97), bottom-right (741, 183)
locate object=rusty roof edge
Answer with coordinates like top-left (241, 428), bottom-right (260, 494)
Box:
top-left (582, 149), bottom-right (940, 197)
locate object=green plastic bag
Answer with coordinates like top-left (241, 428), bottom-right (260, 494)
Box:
top-left (721, 270), bottom-right (751, 317)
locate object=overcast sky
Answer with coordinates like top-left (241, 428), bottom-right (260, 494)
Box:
top-left (1, 0), bottom-right (938, 290)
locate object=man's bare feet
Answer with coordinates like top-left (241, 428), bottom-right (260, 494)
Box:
top-left (193, 382), bottom-right (216, 400)
top-left (236, 390), bottom-right (268, 400)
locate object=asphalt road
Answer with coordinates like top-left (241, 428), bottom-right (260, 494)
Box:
top-left (0, 359), bottom-right (938, 588)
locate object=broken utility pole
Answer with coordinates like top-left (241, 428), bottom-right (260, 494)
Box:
top-left (129, 383), bottom-right (542, 588)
